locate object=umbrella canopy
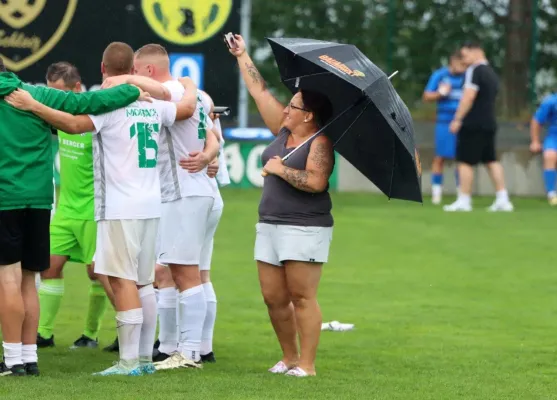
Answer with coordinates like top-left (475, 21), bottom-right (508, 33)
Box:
top-left (267, 37), bottom-right (422, 203)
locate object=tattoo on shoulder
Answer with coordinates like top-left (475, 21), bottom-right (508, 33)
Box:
top-left (311, 141), bottom-right (334, 175)
top-left (245, 62), bottom-right (265, 87)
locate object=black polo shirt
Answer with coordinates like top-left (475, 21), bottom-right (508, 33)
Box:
top-left (462, 61), bottom-right (499, 131)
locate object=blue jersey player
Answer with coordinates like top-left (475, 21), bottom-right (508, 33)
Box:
top-left (423, 52), bottom-right (467, 204)
top-left (531, 93), bottom-right (557, 205)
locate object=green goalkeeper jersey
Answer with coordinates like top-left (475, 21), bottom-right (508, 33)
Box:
top-left (56, 131), bottom-right (94, 220)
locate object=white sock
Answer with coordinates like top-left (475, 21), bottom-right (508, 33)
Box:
top-left (177, 285), bottom-right (206, 362)
top-left (458, 192), bottom-right (471, 205)
top-left (548, 191), bottom-right (557, 199)
top-left (496, 189), bottom-right (509, 202)
top-left (2, 342), bottom-right (22, 368)
top-left (116, 308), bottom-right (143, 362)
top-left (35, 273), bottom-right (41, 291)
top-left (432, 184), bottom-right (442, 197)
top-left (138, 285), bottom-right (157, 362)
top-left (22, 344), bottom-right (37, 364)
top-left (201, 282), bottom-right (217, 356)
top-left (157, 287), bottom-right (178, 355)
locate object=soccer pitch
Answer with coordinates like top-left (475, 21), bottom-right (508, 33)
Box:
top-left (2, 189), bottom-right (556, 399)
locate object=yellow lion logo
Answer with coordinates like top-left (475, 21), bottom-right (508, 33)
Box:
top-left (142, 0), bottom-right (233, 46)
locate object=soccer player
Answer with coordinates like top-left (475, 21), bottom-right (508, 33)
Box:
top-left (423, 51), bottom-right (466, 204)
top-left (151, 94), bottom-right (224, 364)
top-left (0, 55), bottom-right (144, 377)
top-left (530, 94), bottom-right (557, 205)
top-left (197, 91), bottom-right (230, 362)
top-left (5, 41), bottom-right (198, 376)
top-left (133, 44), bottom-right (220, 369)
top-left (445, 41), bottom-right (513, 212)
top-left (36, 62), bottom-right (115, 350)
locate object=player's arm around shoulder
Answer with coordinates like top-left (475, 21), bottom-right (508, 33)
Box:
top-left (5, 88), bottom-right (94, 134)
top-left (102, 75), bottom-right (171, 102)
top-left (173, 77), bottom-right (197, 120)
top-left (35, 83), bottom-right (140, 115)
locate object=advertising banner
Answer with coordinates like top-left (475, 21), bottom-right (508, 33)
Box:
top-left (0, 0), bottom-right (240, 116)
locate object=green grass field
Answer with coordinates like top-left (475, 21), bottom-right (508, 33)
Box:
top-left (1, 189), bottom-right (557, 399)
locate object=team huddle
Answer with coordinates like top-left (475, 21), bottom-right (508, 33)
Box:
top-left (3, 42), bottom-right (229, 376)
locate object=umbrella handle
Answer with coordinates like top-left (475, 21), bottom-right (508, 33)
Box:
top-left (261, 170), bottom-right (268, 177)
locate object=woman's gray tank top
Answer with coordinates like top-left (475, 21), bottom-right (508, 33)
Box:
top-left (258, 128), bottom-right (333, 227)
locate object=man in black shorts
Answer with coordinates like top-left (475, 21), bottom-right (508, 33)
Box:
top-left (444, 41), bottom-right (514, 212)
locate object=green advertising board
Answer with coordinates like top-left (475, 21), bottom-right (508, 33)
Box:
top-left (222, 141), bottom-right (338, 190)
top-left (52, 137), bottom-right (338, 190)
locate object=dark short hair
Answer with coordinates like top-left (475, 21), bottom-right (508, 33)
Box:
top-left (450, 49), bottom-right (463, 60)
top-left (102, 42), bottom-right (134, 76)
top-left (46, 62), bottom-right (81, 88)
top-left (0, 56), bottom-right (6, 72)
top-left (462, 41), bottom-right (483, 50)
top-left (300, 90), bottom-right (333, 128)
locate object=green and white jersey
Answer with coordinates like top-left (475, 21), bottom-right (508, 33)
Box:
top-left (158, 81), bottom-right (214, 203)
top-left (89, 100), bottom-right (177, 221)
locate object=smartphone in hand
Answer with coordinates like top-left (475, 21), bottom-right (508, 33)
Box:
top-left (224, 32), bottom-right (238, 49)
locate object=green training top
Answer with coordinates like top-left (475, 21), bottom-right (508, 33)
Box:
top-left (0, 72), bottom-right (140, 210)
top-left (56, 130), bottom-right (94, 220)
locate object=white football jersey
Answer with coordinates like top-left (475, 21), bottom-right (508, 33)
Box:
top-left (199, 91), bottom-right (224, 211)
top-left (89, 99), bottom-right (177, 221)
top-left (212, 118), bottom-right (231, 187)
top-left (158, 80), bottom-right (215, 202)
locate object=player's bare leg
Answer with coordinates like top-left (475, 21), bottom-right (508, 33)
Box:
top-left (21, 270), bottom-right (40, 375)
top-left (0, 263), bottom-right (25, 376)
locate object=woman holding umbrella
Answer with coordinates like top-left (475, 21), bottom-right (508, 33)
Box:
top-left (228, 34), bottom-right (335, 377)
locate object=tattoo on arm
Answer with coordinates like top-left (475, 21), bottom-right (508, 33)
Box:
top-left (310, 141), bottom-right (334, 178)
top-left (245, 62), bottom-right (266, 88)
top-left (280, 140), bottom-right (334, 193)
top-left (283, 167), bottom-right (313, 192)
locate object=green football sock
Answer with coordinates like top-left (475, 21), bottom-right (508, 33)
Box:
top-left (38, 279), bottom-right (65, 339)
top-left (83, 281), bottom-right (108, 340)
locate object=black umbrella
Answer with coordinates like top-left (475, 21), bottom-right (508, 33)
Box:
top-left (266, 37), bottom-right (422, 203)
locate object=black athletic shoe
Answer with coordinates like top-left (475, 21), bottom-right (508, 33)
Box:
top-left (201, 352), bottom-right (216, 363)
top-left (153, 339), bottom-right (160, 350)
top-left (103, 337), bottom-right (119, 352)
top-left (37, 334), bottom-right (55, 348)
top-left (24, 362), bottom-right (40, 376)
top-left (0, 362), bottom-right (26, 376)
top-left (70, 335), bottom-right (98, 349)
top-left (152, 350), bottom-right (170, 363)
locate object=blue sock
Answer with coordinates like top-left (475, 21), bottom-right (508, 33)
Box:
top-left (432, 173), bottom-right (443, 186)
top-left (543, 169), bottom-right (557, 194)
top-left (454, 170), bottom-right (460, 188)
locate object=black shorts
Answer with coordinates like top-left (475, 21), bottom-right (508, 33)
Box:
top-left (0, 208), bottom-right (50, 272)
top-left (456, 126), bottom-right (497, 166)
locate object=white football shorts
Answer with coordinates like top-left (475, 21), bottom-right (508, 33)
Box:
top-left (94, 218), bottom-right (159, 285)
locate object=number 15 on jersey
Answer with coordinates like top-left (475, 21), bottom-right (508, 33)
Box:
top-left (130, 122), bottom-right (159, 168)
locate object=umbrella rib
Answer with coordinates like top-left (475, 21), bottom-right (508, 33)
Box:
top-left (283, 71), bottom-right (335, 83)
top-left (332, 99), bottom-right (373, 147)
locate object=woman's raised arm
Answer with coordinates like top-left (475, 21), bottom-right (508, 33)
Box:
top-left (229, 34), bottom-right (285, 135)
